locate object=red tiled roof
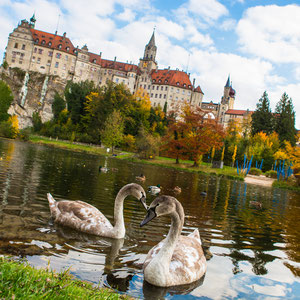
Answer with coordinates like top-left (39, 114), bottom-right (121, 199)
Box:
top-left (98, 58), bottom-right (138, 72)
top-left (150, 69), bottom-right (193, 90)
top-left (30, 29), bottom-right (76, 54)
top-left (225, 109), bottom-right (253, 115)
top-left (194, 85), bottom-right (204, 94)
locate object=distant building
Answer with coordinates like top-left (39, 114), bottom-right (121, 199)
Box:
top-left (3, 15), bottom-right (252, 128)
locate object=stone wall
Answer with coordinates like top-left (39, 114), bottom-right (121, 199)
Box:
top-left (0, 66), bottom-right (66, 129)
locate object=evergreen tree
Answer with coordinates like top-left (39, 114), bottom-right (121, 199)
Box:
top-left (274, 92), bottom-right (296, 146)
top-left (52, 92), bottom-right (66, 120)
top-left (0, 80), bottom-right (13, 122)
top-left (251, 91), bottom-right (274, 135)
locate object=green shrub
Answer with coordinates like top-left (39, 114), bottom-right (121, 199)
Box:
top-left (32, 112), bottom-right (42, 132)
top-left (0, 120), bottom-right (17, 138)
top-left (265, 170), bottom-right (277, 178)
top-left (18, 128), bottom-right (31, 141)
top-left (248, 168), bottom-right (263, 176)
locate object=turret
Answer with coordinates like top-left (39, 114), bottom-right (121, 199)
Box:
top-left (30, 13), bottom-right (36, 28)
top-left (143, 30), bottom-right (157, 62)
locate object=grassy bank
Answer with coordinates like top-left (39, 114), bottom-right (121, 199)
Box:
top-left (0, 256), bottom-right (130, 299)
top-left (29, 135), bottom-right (244, 181)
top-left (272, 180), bottom-right (300, 192)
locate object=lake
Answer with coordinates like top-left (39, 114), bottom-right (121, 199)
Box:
top-left (0, 138), bottom-right (299, 299)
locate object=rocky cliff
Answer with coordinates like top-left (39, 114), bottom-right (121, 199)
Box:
top-left (0, 67), bottom-right (66, 129)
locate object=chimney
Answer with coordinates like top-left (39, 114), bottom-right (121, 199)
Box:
top-left (55, 30), bottom-right (57, 35)
top-left (62, 32), bottom-right (66, 41)
top-left (99, 52), bottom-right (102, 57)
top-left (188, 73), bottom-right (190, 78)
top-left (114, 56), bottom-right (116, 62)
top-left (193, 78), bottom-right (195, 88)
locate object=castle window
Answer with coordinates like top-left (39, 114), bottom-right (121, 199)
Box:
top-left (14, 43), bottom-right (18, 49)
top-left (155, 94), bottom-right (157, 98)
top-left (41, 40), bottom-right (45, 45)
top-left (176, 82), bottom-right (179, 85)
top-left (35, 38), bottom-right (39, 43)
top-left (152, 86), bottom-right (155, 90)
top-left (48, 42), bottom-right (52, 46)
top-left (148, 85), bottom-right (150, 89)
top-left (183, 84), bottom-right (186, 87)
top-left (161, 86), bottom-right (163, 90)
top-left (164, 94), bottom-right (166, 99)
top-left (159, 94), bottom-right (162, 98)
top-left (22, 44), bottom-right (25, 50)
top-left (165, 87), bottom-right (168, 91)
top-left (66, 47), bottom-right (70, 51)
top-left (56, 53), bottom-right (61, 59)
top-left (58, 44), bottom-right (62, 49)
top-left (37, 58), bottom-right (40, 64)
top-left (144, 84), bottom-right (146, 89)
top-left (158, 79), bottom-right (161, 83)
top-left (19, 60), bottom-right (22, 64)
top-left (48, 51), bottom-right (53, 57)
top-left (32, 56), bottom-right (35, 62)
top-left (63, 64), bottom-right (66, 70)
top-left (93, 59), bottom-right (96, 63)
top-left (65, 55), bottom-right (68, 61)
top-left (38, 49), bottom-right (43, 54)
top-left (55, 62), bottom-right (59, 68)
top-left (188, 85), bottom-right (191, 88)
top-left (151, 93), bottom-right (153, 97)
top-left (152, 79), bottom-right (155, 83)
top-left (47, 60), bottom-right (51, 66)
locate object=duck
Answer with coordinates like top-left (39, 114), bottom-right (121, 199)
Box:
top-left (140, 195), bottom-right (207, 287)
top-left (136, 174), bottom-right (146, 182)
top-left (249, 201), bottom-right (262, 209)
top-left (99, 166), bottom-right (108, 173)
top-left (200, 191), bottom-right (207, 196)
top-left (173, 186), bottom-right (181, 194)
top-left (47, 183), bottom-right (147, 239)
top-left (148, 184), bottom-right (161, 194)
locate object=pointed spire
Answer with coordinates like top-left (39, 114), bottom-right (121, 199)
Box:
top-left (30, 13), bottom-right (36, 23)
top-left (148, 29), bottom-right (156, 47)
top-left (225, 75), bottom-right (230, 87)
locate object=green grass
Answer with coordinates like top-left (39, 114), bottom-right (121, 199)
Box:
top-left (272, 180), bottom-right (300, 192)
top-left (0, 256), bottom-right (130, 300)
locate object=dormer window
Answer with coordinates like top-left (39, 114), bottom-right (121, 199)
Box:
top-left (41, 40), bottom-right (45, 45)
top-left (152, 79), bottom-right (156, 83)
top-left (66, 47), bottom-right (70, 51)
top-left (158, 79), bottom-right (161, 83)
top-left (35, 38), bottom-right (39, 43)
top-left (183, 84), bottom-right (186, 87)
top-left (93, 59), bottom-right (96, 63)
top-left (48, 42), bottom-right (52, 46)
top-left (165, 80), bottom-right (168, 83)
top-left (188, 85), bottom-right (191, 88)
top-left (58, 44), bottom-right (62, 49)
top-left (176, 82), bottom-right (180, 85)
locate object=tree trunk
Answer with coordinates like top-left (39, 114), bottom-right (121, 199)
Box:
top-left (193, 161), bottom-right (199, 167)
top-left (176, 155), bottom-right (179, 164)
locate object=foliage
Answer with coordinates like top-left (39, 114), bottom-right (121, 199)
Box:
top-left (0, 257), bottom-right (128, 300)
top-left (100, 110), bottom-right (124, 153)
top-left (18, 127), bottom-right (31, 141)
top-left (32, 112), bottom-right (42, 132)
top-left (274, 149), bottom-right (289, 161)
top-left (135, 127), bottom-right (160, 159)
top-left (248, 168), bottom-right (263, 176)
top-left (11, 67), bottom-right (26, 80)
top-left (122, 134), bottom-right (136, 152)
top-left (232, 145), bottom-right (237, 165)
top-left (162, 104), bottom-right (225, 166)
top-left (65, 80), bottom-right (96, 124)
top-left (221, 146), bottom-right (225, 161)
top-left (265, 170), bottom-right (277, 178)
top-left (0, 119), bottom-right (17, 138)
top-left (251, 91), bottom-right (274, 135)
top-left (2, 60), bottom-right (8, 69)
top-left (274, 92), bottom-right (297, 146)
top-left (52, 92), bottom-right (66, 120)
top-left (9, 115), bottom-right (19, 138)
top-left (0, 80), bottom-right (14, 122)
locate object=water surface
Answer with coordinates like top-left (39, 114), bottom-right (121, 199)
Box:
top-left (0, 138), bottom-right (299, 299)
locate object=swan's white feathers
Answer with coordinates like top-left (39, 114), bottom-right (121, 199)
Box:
top-left (143, 235), bottom-right (206, 285)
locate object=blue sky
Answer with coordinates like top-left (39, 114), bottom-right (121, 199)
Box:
top-left (1, 0), bottom-right (299, 128)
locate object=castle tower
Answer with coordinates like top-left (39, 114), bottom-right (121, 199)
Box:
top-left (30, 13), bottom-right (36, 28)
top-left (138, 30), bottom-right (157, 72)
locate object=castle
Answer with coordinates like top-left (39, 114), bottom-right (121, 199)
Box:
top-left (3, 15), bottom-right (252, 128)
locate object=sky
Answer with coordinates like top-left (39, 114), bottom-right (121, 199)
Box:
top-left (0, 0), bottom-right (299, 129)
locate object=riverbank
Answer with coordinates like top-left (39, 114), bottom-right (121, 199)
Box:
top-left (0, 256), bottom-right (130, 299)
top-left (28, 135), bottom-right (244, 181)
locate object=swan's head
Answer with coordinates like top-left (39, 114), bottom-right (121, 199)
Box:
top-left (140, 195), bottom-right (177, 227)
top-left (122, 183), bottom-right (147, 210)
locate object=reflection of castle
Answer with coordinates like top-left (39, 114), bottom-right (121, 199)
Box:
top-left (3, 15), bottom-right (251, 127)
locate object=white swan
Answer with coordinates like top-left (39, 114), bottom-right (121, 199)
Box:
top-left (140, 195), bottom-right (207, 287)
top-left (47, 183), bottom-right (147, 239)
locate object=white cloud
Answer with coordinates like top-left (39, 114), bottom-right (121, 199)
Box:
top-left (116, 8), bottom-right (136, 22)
top-left (220, 18), bottom-right (236, 31)
top-left (236, 4), bottom-right (300, 63)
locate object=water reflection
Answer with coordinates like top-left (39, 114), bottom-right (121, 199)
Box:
top-left (0, 138), bottom-right (300, 299)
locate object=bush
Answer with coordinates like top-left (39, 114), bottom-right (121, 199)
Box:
top-left (32, 112), bottom-right (42, 132)
top-left (248, 168), bottom-right (263, 176)
top-left (265, 170), bottom-right (277, 178)
top-left (0, 120), bottom-right (17, 138)
top-left (18, 128), bottom-right (31, 141)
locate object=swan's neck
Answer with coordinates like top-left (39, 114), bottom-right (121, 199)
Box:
top-left (145, 204), bottom-right (184, 285)
top-left (112, 189), bottom-right (128, 238)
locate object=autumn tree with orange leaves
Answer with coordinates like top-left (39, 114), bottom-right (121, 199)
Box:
top-left (161, 103), bottom-right (225, 166)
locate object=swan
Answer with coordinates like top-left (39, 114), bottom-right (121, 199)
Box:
top-left (148, 184), bottom-right (161, 194)
top-left (47, 183), bottom-right (147, 239)
top-left (140, 195), bottom-right (206, 287)
top-left (136, 174), bottom-right (146, 182)
top-left (99, 166), bottom-right (108, 173)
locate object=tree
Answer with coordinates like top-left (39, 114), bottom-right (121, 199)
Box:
top-left (65, 80), bottom-right (96, 124)
top-left (251, 91), bottom-right (274, 136)
top-left (0, 80), bottom-right (13, 122)
top-left (162, 103), bottom-right (225, 166)
top-left (135, 127), bottom-right (160, 159)
top-left (274, 92), bottom-right (297, 146)
top-left (52, 92), bottom-right (66, 120)
top-left (100, 110), bottom-right (124, 153)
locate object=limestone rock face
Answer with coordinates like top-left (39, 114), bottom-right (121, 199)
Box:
top-left (1, 67), bottom-right (67, 129)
